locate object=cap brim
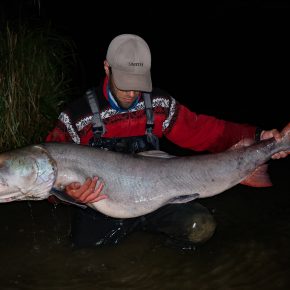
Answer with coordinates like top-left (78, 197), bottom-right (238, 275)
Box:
top-left (112, 68), bottom-right (152, 92)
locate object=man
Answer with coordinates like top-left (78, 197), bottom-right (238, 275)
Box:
top-left (46, 34), bottom-right (288, 248)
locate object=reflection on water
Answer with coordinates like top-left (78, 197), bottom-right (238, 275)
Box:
top-left (0, 160), bottom-right (289, 290)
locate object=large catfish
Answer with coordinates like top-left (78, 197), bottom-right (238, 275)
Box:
top-left (0, 123), bottom-right (289, 218)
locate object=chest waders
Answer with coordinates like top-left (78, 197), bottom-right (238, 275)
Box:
top-left (85, 88), bottom-right (159, 154)
top-left (70, 89), bottom-right (216, 250)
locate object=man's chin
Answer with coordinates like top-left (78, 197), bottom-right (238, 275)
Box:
top-left (119, 102), bottom-right (134, 109)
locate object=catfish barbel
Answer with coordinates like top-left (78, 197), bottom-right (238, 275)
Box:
top-left (0, 123), bottom-right (289, 218)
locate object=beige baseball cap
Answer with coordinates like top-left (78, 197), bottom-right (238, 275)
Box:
top-left (106, 34), bottom-right (152, 92)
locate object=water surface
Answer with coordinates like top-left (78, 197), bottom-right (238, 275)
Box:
top-left (0, 159), bottom-right (289, 290)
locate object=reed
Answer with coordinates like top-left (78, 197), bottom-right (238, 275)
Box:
top-left (0, 23), bottom-right (76, 152)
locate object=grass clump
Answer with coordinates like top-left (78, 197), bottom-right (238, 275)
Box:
top-left (0, 23), bottom-right (76, 152)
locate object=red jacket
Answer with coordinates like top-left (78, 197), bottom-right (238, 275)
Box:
top-left (46, 76), bottom-right (257, 153)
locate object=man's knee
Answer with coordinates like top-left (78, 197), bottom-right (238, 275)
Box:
top-left (186, 206), bottom-right (216, 244)
top-left (145, 202), bottom-right (216, 245)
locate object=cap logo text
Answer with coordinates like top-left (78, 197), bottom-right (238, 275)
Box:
top-left (128, 62), bottom-right (143, 67)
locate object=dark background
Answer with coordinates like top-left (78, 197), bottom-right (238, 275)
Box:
top-left (1, 0), bottom-right (289, 129)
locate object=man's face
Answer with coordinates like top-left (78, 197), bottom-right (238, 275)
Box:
top-left (104, 60), bottom-right (141, 109)
top-left (109, 75), bottom-right (140, 109)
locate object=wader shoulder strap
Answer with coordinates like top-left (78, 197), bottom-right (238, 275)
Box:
top-left (143, 92), bottom-right (154, 129)
top-left (85, 88), bottom-right (106, 139)
top-left (143, 93), bottom-right (159, 149)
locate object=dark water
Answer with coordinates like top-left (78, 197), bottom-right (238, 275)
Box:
top-left (0, 159), bottom-right (289, 290)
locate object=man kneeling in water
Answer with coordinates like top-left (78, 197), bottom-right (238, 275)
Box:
top-left (47, 34), bottom-right (288, 249)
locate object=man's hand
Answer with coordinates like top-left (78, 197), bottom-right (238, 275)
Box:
top-left (260, 126), bottom-right (290, 159)
top-left (65, 176), bottom-right (107, 203)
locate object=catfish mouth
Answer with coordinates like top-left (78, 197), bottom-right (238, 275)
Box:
top-left (0, 150), bottom-right (38, 203)
top-left (0, 164), bottom-right (35, 202)
top-left (0, 157), bottom-right (16, 200)
top-left (0, 145), bottom-right (57, 202)
top-left (0, 183), bottom-right (25, 202)
top-left (0, 175), bottom-right (7, 186)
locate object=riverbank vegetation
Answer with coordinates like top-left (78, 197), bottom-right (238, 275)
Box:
top-left (0, 22), bottom-right (77, 152)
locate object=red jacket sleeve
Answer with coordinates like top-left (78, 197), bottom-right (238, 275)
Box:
top-left (46, 119), bottom-right (73, 143)
top-left (165, 103), bottom-right (257, 153)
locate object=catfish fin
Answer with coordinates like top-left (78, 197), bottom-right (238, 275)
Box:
top-left (137, 150), bottom-right (176, 159)
top-left (50, 188), bottom-right (87, 209)
top-left (228, 138), bottom-right (255, 151)
top-left (168, 193), bottom-right (200, 204)
top-left (240, 164), bottom-right (272, 187)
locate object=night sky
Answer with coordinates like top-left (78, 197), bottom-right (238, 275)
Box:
top-left (1, 0), bottom-right (289, 129)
